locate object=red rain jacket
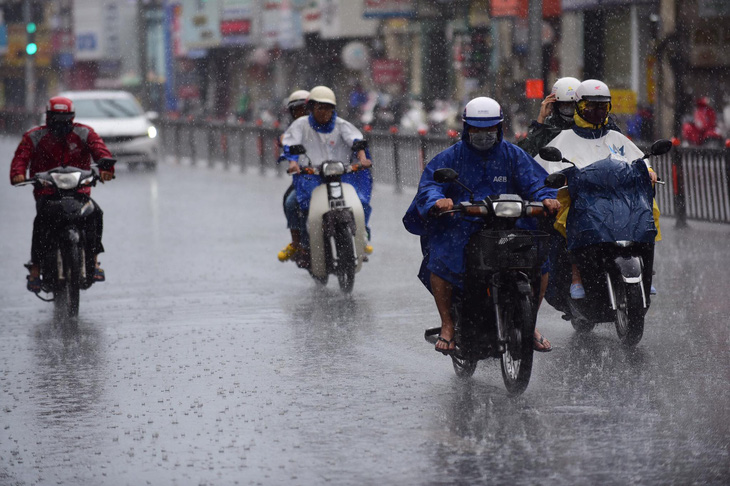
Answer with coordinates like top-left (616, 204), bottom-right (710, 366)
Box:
top-left (10, 123), bottom-right (114, 200)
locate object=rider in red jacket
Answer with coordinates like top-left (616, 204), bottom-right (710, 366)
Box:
top-left (10, 96), bottom-right (115, 292)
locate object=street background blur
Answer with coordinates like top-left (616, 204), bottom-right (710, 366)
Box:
top-left (1, 0), bottom-right (729, 143)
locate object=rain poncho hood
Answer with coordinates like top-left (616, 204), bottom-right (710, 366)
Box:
top-left (562, 156), bottom-right (656, 251)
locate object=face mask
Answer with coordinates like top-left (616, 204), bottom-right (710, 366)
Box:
top-left (579, 102), bottom-right (609, 126)
top-left (557, 103), bottom-right (575, 121)
top-left (469, 131), bottom-right (497, 151)
top-left (48, 120), bottom-right (73, 138)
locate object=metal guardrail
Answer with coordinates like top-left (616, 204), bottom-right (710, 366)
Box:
top-left (2, 110), bottom-right (728, 225)
top-left (157, 118), bottom-right (730, 226)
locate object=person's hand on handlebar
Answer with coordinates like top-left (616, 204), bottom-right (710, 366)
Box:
top-left (288, 160), bottom-right (301, 174)
top-left (431, 198), bottom-right (454, 215)
top-left (356, 150), bottom-right (372, 169)
top-left (11, 174), bottom-right (25, 184)
top-left (100, 171), bottom-right (114, 182)
top-left (542, 198), bottom-right (560, 215)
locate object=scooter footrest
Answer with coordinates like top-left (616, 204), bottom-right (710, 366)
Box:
top-left (424, 327), bottom-right (441, 345)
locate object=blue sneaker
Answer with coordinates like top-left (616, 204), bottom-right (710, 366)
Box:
top-left (650, 285), bottom-right (657, 295)
top-left (570, 283), bottom-right (586, 299)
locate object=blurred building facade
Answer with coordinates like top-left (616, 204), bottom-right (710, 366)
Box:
top-left (0, 0), bottom-right (728, 139)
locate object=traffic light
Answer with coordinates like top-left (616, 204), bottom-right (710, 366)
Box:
top-left (26, 22), bottom-right (37, 56)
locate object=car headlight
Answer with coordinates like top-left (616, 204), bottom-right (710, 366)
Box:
top-left (51, 172), bottom-right (81, 190)
top-left (492, 201), bottom-right (523, 218)
top-left (322, 161), bottom-right (345, 176)
top-left (148, 126), bottom-right (158, 139)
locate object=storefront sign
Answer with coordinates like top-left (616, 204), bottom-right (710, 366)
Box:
top-left (180, 0), bottom-right (221, 49)
top-left (372, 59), bottom-right (405, 85)
top-left (611, 89), bottom-right (637, 115)
top-left (363, 0), bottom-right (415, 18)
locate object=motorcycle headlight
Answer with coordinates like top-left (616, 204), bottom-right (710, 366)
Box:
top-left (51, 172), bottom-right (81, 190)
top-left (492, 201), bottom-right (523, 218)
top-left (322, 161), bottom-right (345, 176)
top-left (148, 125), bottom-right (158, 139)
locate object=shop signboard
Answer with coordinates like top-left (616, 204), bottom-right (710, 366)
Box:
top-left (262, 0), bottom-right (304, 49)
top-left (372, 59), bottom-right (404, 85)
top-left (363, 0), bottom-right (415, 18)
top-left (74, 0), bottom-right (122, 61)
top-left (320, 0), bottom-right (378, 39)
top-left (221, 0), bottom-right (254, 46)
top-left (180, 0), bottom-right (222, 49)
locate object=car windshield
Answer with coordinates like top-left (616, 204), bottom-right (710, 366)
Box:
top-left (72, 98), bottom-right (143, 118)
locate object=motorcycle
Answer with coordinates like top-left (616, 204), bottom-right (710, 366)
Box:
top-left (539, 139), bottom-right (672, 346)
top-left (423, 168), bottom-right (549, 395)
top-left (16, 158), bottom-right (116, 321)
top-left (287, 145), bottom-right (369, 293)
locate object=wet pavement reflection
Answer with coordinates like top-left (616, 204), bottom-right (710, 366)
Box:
top-left (0, 137), bottom-right (727, 485)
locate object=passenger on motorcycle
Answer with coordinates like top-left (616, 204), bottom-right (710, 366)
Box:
top-left (9, 96), bottom-right (115, 293)
top-left (517, 77), bottom-right (582, 157)
top-left (403, 97), bottom-right (560, 354)
top-left (277, 89), bottom-right (311, 263)
top-left (280, 85), bottom-right (373, 264)
top-left (533, 79), bottom-right (660, 301)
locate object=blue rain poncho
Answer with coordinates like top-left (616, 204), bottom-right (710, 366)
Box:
top-left (403, 136), bottom-right (556, 288)
top-left (562, 155), bottom-right (656, 251)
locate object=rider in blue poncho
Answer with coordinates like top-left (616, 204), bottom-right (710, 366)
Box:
top-left (403, 97), bottom-right (560, 354)
top-left (279, 86), bottom-right (373, 266)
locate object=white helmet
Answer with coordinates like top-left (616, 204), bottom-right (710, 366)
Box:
top-left (551, 77), bottom-right (581, 102)
top-left (575, 79), bottom-right (611, 103)
top-left (308, 86), bottom-right (337, 106)
top-left (287, 90), bottom-right (310, 108)
top-left (462, 97), bottom-right (503, 128)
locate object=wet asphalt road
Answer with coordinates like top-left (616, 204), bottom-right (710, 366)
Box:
top-left (0, 136), bottom-right (728, 485)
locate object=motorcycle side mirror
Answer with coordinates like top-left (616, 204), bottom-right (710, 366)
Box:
top-left (96, 157), bottom-right (117, 171)
top-left (289, 144), bottom-right (307, 155)
top-left (647, 139), bottom-right (672, 157)
top-left (434, 168), bottom-right (476, 202)
top-left (538, 146), bottom-right (563, 162)
top-left (544, 173), bottom-right (567, 189)
top-left (433, 168), bottom-right (459, 183)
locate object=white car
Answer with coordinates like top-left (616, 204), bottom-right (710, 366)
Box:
top-left (58, 90), bottom-right (160, 170)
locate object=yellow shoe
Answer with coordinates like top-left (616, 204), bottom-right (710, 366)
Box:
top-left (364, 244), bottom-right (373, 255)
top-left (278, 243), bottom-right (298, 262)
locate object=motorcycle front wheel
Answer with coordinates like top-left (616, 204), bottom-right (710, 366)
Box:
top-left (450, 304), bottom-right (478, 378)
top-left (500, 294), bottom-right (535, 396)
top-left (614, 281), bottom-right (645, 346)
top-left (334, 227), bottom-right (356, 293)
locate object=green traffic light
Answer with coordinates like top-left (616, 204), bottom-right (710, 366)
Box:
top-left (26, 22), bottom-right (36, 34)
top-left (26, 43), bottom-right (38, 55)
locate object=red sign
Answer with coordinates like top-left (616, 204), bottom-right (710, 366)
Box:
top-left (221, 20), bottom-right (251, 36)
top-left (490, 0), bottom-right (561, 19)
top-left (525, 79), bottom-right (544, 99)
top-left (372, 59), bottom-right (405, 85)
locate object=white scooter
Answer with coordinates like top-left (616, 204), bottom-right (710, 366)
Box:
top-left (289, 145), bottom-right (368, 293)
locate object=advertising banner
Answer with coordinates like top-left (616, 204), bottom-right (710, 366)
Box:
top-left (180, 0), bottom-right (222, 49)
top-left (363, 0), bottom-right (415, 18)
top-left (221, 0), bottom-right (254, 46)
top-left (74, 0), bottom-right (123, 61)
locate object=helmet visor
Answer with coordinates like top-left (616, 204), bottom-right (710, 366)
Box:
top-left (47, 112), bottom-right (74, 122)
top-left (463, 116), bottom-right (502, 128)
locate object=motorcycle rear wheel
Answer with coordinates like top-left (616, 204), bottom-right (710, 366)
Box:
top-left (614, 281), bottom-right (645, 346)
top-left (500, 294), bottom-right (535, 396)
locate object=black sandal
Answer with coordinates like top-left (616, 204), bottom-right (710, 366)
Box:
top-left (435, 336), bottom-right (455, 355)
